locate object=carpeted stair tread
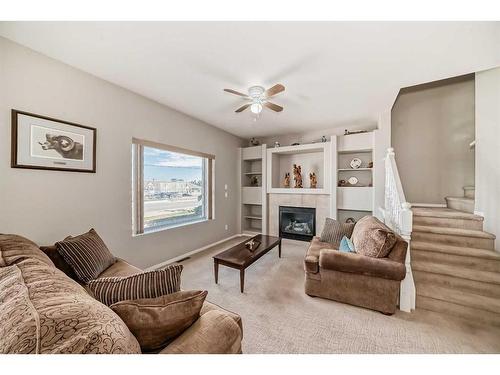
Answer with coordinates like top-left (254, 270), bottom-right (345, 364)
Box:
top-left (445, 196), bottom-right (475, 213)
top-left (416, 282), bottom-right (500, 314)
top-left (411, 241), bottom-right (500, 260)
top-left (412, 207), bottom-right (483, 221)
top-left (413, 270), bottom-right (500, 299)
top-left (416, 295), bottom-right (500, 327)
top-left (412, 260), bottom-right (500, 285)
top-left (412, 225), bottom-right (496, 239)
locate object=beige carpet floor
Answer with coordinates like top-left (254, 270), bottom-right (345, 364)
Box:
top-left (178, 236), bottom-right (500, 354)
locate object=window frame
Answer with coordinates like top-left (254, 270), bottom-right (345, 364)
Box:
top-left (132, 138), bottom-right (214, 236)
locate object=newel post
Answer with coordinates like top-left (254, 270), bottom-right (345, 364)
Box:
top-left (400, 201), bottom-right (415, 312)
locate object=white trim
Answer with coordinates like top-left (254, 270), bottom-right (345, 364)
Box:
top-left (410, 203), bottom-right (447, 208)
top-left (474, 210), bottom-right (485, 217)
top-left (145, 234), bottom-right (245, 271)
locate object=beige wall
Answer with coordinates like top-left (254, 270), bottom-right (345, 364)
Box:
top-left (475, 67), bottom-right (500, 247)
top-left (0, 37), bottom-right (244, 268)
top-left (391, 76), bottom-right (475, 204)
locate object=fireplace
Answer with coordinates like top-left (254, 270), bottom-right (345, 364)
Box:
top-left (279, 206), bottom-right (316, 241)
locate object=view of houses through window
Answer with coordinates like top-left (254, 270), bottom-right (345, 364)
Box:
top-left (141, 145), bottom-right (207, 232)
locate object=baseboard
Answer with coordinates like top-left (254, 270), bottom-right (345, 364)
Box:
top-left (411, 203), bottom-right (447, 208)
top-left (145, 234), bottom-right (244, 271)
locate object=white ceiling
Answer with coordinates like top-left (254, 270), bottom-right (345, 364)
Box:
top-left (1, 22), bottom-right (499, 138)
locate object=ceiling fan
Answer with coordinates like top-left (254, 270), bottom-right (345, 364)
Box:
top-left (223, 84), bottom-right (285, 114)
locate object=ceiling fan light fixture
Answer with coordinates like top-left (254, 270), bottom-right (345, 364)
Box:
top-left (250, 102), bottom-right (263, 114)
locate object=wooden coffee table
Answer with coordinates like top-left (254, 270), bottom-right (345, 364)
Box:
top-left (213, 234), bottom-right (282, 293)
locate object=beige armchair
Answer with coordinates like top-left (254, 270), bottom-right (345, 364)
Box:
top-left (304, 236), bottom-right (407, 314)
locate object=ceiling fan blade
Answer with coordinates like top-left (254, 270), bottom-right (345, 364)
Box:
top-left (235, 103), bottom-right (251, 113)
top-left (224, 88), bottom-right (250, 99)
top-left (264, 84), bottom-right (285, 98)
top-left (264, 102), bottom-right (283, 112)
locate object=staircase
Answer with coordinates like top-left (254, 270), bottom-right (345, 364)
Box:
top-left (444, 185), bottom-right (475, 213)
top-left (411, 201), bottom-right (500, 326)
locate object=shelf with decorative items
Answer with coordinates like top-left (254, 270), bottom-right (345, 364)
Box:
top-left (239, 144), bottom-right (267, 235)
top-left (331, 131), bottom-right (375, 224)
top-left (266, 142), bottom-right (331, 195)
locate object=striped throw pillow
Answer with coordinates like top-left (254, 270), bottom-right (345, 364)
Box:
top-left (87, 265), bottom-right (183, 306)
top-left (55, 229), bottom-right (116, 283)
top-left (320, 218), bottom-right (355, 248)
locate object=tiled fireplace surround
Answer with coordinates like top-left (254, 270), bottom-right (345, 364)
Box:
top-left (268, 194), bottom-right (330, 237)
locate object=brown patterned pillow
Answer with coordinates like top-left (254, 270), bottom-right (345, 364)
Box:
top-left (351, 216), bottom-right (397, 258)
top-left (320, 218), bottom-right (355, 248)
top-left (55, 229), bottom-right (116, 283)
top-left (110, 290), bottom-right (207, 352)
top-left (87, 264), bottom-right (183, 306)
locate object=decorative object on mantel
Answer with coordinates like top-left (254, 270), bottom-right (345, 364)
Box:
top-left (309, 172), bottom-right (317, 188)
top-left (245, 238), bottom-right (261, 252)
top-left (338, 179), bottom-right (347, 187)
top-left (283, 172), bottom-right (291, 188)
top-left (291, 142), bottom-right (300, 146)
top-left (321, 135), bottom-right (327, 143)
top-left (350, 157), bottom-right (362, 169)
top-left (250, 175), bottom-right (259, 186)
top-left (11, 109), bottom-right (96, 173)
top-left (347, 176), bottom-right (359, 186)
top-left (293, 164), bottom-right (303, 188)
top-left (274, 141), bottom-right (280, 148)
top-left (250, 137), bottom-right (260, 146)
top-left (368, 161), bottom-right (373, 168)
top-left (344, 129), bottom-right (368, 136)
top-left (345, 217), bottom-right (356, 224)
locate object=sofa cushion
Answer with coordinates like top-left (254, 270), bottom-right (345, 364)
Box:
top-left (159, 310), bottom-right (242, 354)
top-left (39, 245), bottom-right (80, 281)
top-left (87, 265), bottom-right (183, 306)
top-left (0, 258), bottom-right (140, 354)
top-left (98, 258), bottom-right (142, 278)
top-left (320, 218), bottom-right (355, 248)
top-left (56, 229), bottom-right (116, 283)
top-left (319, 249), bottom-right (406, 281)
top-left (351, 216), bottom-right (397, 258)
top-left (0, 234), bottom-right (54, 268)
top-left (111, 290), bottom-right (207, 352)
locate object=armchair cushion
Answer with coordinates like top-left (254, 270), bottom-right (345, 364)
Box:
top-left (320, 218), bottom-right (355, 247)
top-left (319, 249), bottom-right (406, 281)
top-left (351, 216), bottom-right (397, 258)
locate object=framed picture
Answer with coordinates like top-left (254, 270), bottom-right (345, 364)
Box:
top-left (11, 110), bottom-right (96, 173)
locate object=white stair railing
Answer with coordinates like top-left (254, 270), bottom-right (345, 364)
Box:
top-left (384, 147), bottom-right (415, 312)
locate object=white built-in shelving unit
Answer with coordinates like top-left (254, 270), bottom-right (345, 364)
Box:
top-left (331, 132), bottom-right (375, 223)
top-left (266, 142), bottom-right (331, 195)
top-left (238, 145), bottom-right (267, 235)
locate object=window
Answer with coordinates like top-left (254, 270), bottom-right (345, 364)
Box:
top-left (132, 138), bottom-right (214, 235)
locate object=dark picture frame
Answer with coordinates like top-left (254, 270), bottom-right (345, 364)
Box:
top-left (11, 109), bottom-right (97, 173)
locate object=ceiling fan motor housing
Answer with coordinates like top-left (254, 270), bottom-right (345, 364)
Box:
top-left (248, 85), bottom-right (265, 99)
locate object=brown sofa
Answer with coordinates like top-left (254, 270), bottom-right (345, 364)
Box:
top-left (0, 234), bottom-right (242, 354)
top-left (304, 234), bottom-right (407, 314)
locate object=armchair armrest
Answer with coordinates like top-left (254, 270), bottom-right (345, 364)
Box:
top-left (319, 249), bottom-right (406, 281)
